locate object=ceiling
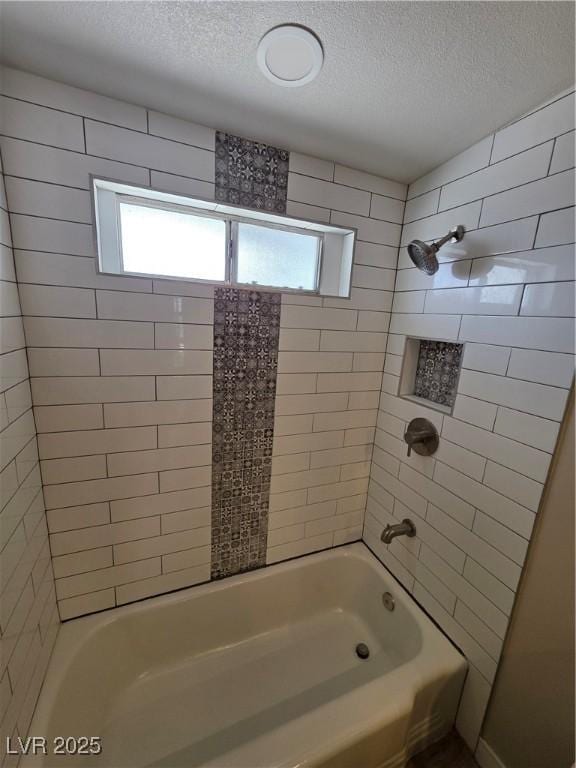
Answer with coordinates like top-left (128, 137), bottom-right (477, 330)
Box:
top-left (0, 1), bottom-right (574, 183)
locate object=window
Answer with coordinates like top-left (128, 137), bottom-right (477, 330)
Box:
top-left (93, 179), bottom-right (356, 297)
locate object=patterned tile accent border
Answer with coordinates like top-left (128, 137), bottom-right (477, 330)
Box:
top-left (211, 288), bottom-right (281, 579)
top-left (414, 340), bottom-right (463, 408)
top-left (215, 131), bottom-right (289, 212)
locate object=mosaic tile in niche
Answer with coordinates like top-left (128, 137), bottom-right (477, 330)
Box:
top-left (215, 131), bottom-right (289, 213)
top-left (211, 287), bottom-right (280, 579)
top-left (414, 340), bottom-right (463, 408)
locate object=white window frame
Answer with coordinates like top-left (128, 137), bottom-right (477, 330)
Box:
top-left (92, 177), bottom-right (357, 297)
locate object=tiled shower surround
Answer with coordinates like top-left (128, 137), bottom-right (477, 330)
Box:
top-left (0, 64), bottom-right (573, 755)
top-left (0, 156), bottom-right (59, 755)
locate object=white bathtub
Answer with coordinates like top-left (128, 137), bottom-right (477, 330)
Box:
top-left (26, 543), bottom-right (466, 768)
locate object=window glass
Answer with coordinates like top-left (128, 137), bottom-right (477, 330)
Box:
top-left (236, 222), bottom-right (319, 291)
top-left (119, 202), bottom-right (226, 281)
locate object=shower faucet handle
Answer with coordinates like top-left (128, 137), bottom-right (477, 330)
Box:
top-left (403, 418), bottom-right (439, 457)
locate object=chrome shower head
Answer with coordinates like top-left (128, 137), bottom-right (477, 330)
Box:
top-left (407, 225), bottom-right (465, 275)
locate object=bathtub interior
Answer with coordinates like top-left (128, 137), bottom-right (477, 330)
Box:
top-left (32, 546), bottom-right (463, 768)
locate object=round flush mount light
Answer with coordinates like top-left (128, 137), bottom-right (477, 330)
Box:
top-left (257, 25), bottom-right (323, 87)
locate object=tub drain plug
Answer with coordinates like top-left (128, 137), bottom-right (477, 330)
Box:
top-left (355, 642), bottom-right (370, 660)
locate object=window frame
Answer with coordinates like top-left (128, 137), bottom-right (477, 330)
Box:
top-left (92, 177), bottom-right (356, 297)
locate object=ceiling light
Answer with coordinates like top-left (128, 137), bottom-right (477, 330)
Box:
top-left (257, 25), bottom-right (323, 87)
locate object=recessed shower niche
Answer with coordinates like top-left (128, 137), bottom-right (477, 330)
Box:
top-left (398, 338), bottom-right (464, 414)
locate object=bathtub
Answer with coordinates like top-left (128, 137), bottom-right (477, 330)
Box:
top-left (25, 543), bottom-right (466, 768)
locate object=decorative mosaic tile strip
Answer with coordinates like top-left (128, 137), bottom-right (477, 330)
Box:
top-left (215, 131), bottom-right (289, 212)
top-left (414, 340), bottom-right (463, 408)
top-left (211, 287), bottom-right (281, 579)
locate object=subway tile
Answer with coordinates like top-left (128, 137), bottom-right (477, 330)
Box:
top-left (324, 287), bottom-right (393, 313)
top-left (408, 137), bottom-right (493, 199)
top-left (275, 393), bottom-right (347, 416)
top-left (41, 454), bottom-right (107, 485)
top-left (354, 242), bottom-right (398, 269)
top-left (24, 317), bottom-right (153, 349)
top-left (455, 664), bottom-right (492, 749)
top-left (270, 467), bottom-right (339, 494)
top-left (369, 194), bottom-right (404, 226)
top-left (15, 250), bottom-right (151, 293)
top-left (278, 351), bottom-right (353, 373)
top-left (379, 392), bottom-right (444, 432)
top-left (344, 427), bottom-right (375, 447)
top-left (285, 200), bottom-right (331, 224)
top-left (56, 558), bottom-right (160, 600)
top-left (491, 92), bottom-right (575, 162)
top-left (310, 444), bottom-right (371, 469)
top-left (313, 409), bottom-right (377, 432)
top-left (274, 414), bottom-right (313, 436)
top-left (149, 171), bottom-right (214, 200)
top-left (396, 261), bottom-right (471, 291)
top-left (100, 349), bottom-right (212, 376)
top-left (31, 377), bottom-right (155, 406)
top-left (434, 461), bottom-right (535, 540)
top-left (441, 416), bottom-right (551, 483)
top-left (58, 588), bottom-right (115, 620)
top-left (158, 422), bottom-right (211, 448)
top-left (458, 369), bottom-right (568, 421)
top-left (392, 291), bottom-right (425, 314)
top-left (0, 316), bottom-right (25, 354)
top-left (454, 600), bottom-right (503, 662)
top-left (85, 120), bottom-right (214, 180)
top-left (289, 153), bottom-right (334, 181)
top-left (356, 310), bottom-right (390, 332)
top-left (10, 215), bottom-right (93, 256)
top-left (156, 375), bottom-right (212, 400)
top-left (370, 464), bottom-right (426, 517)
top-left (520, 281), bottom-right (575, 317)
top-left (38, 426), bottom-right (157, 459)
top-left (34, 404), bottom-right (103, 434)
top-left (154, 323), bottom-right (213, 350)
top-left (400, 464), bottom-right (475, 528)
top-left (439, 142), bottom-right (553, 211)
top-left (53, 547), bottom-right (113, 579)
top-left (307, 478), bottom-right (368, 504)
top-left (44, 473), bottom-right (158, 510)
top-left (115, 563), bottom-right (209, 605)
top-left (110, 487), bottom-right (211, 522)
top-left (267, 523), bottom-right (305, 548)
top-left (493, 406), bottom-right (560, 454)
top-left (1, 97), bottom-right (84, 151)
top-left (401, 202), bottom-right (482, 247)
top-left (281, 305), bottom-right (357, 330)
top-left (288, 173), bottom-right (370, 215)
top-left (147, 111), bottom-right (214, 149)
top-left (549, 130), bottom-right (575, 174)
top-left (2, 67), bottom-right (147, 130)
top-left (18, 284), bottom-right (96, 319)
top-left (273, 430), bottom-right (343, 457)
top-left (0, 137), bottom-right (150, 190)
top-left (162, 544), bottom-right (211, 573)
top-left (330, 211), bottom-right (401, 247)
top-left (4, 177), bottom-right (92, 224)
top-left (483, 461), bottom-right (543, 512)
top-left (480, 170), bottom-right (574, 227)
top-left (348, 390), bottom-right (380, 410)
top-left (352, 352), bottom-right (385, 372)
top-left (320, 331), bottom-right (387, 353)
top-left (333, 166), bottom-right (406, 200)
top-left (27, 348), bottom-right (100, 377)
top-left (463, 558), bottom-right (515, 615)
top-left (463, 344), bottom-right (511, 375)
top-left (316, 372), bottom-right (381, 393)
top-left (275, 373), bottom-right (317, 395)
top-left (473, 510), bottom-right (528, 567)
top-left (268, 500), bottom-right (336, 529)
top-left (352, 265), bottom-right (395, 291)
top-left (104, 399), bottom-right (211, 427)
top-left (535, 207), bottom-right (575, 247)
top-left (266, 532), bottom-right (333, 565)
top-left (97, 291), bottom-right (213, 324)
top-left (161, 507), bottom-right (210, 534)
top-left (278, 329), bottom-right (320, 352)
top-left (452, 394), bottom-right (497, 431)
top-left (469, 244), bottom-right (575, 287)
top-left (459, 315), bottom-right (574, 354)
top-left (107, 445), bottom-right (210, 476)
top-left (390, 313), bottom-right (460, 341)
top-left (434, 438), bottom-right (486, 481)
top-left (114, 528), bottom-right (210, 565)
top-left (159, 466), bottom-right (211, 493)
top-left (425, 285), bottom-right (523, 315)
top-left (506, 348), bottom-right (574, 388)
top-left (403, 189), bottom-right (440, 224)
top-left (46, 502), bottom-right (110, 533)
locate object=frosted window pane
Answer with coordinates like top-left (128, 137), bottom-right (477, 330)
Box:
top-left (119, 203), bottom-right (226, 281)
top-left (237, 223), bottom-right (319, 290)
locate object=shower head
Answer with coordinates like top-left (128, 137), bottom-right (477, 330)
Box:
top-left (407, 225), bottom-right (465, 275)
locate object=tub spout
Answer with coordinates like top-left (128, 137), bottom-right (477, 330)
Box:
top-left (381, 518), bottom-right (416, 544)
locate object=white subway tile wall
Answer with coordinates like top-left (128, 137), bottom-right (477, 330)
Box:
top-left (365, 89), bottom-right (575, 752)
top-left (0, 66), bottom-right (407, 622)
top-left (0, 152), bottom-right (59, 763)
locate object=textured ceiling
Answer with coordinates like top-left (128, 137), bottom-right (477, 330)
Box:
top-left (0, 1), bottom-right (574, 182)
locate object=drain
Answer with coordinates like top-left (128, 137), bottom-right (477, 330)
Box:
top-left (355, 642), bottom-right (370, 660)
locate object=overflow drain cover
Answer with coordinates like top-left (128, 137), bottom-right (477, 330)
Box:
top-left (355, 642), bottom-right (370, 660)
